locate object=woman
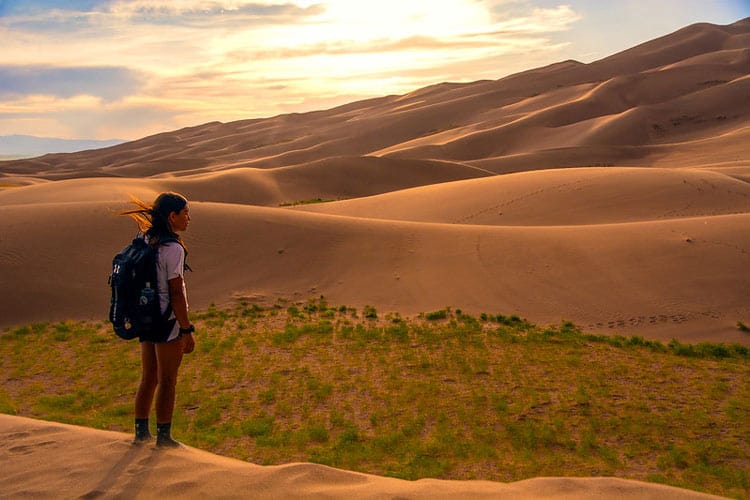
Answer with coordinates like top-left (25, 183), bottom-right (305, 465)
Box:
top-left (122, 192), bottom-right (195, 448)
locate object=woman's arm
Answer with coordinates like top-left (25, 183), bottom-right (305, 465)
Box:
top-left (168, 275), bottom-right (194, 353)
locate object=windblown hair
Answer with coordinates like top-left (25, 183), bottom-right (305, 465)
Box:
top-left (122, 192), bottom-right (188, 247)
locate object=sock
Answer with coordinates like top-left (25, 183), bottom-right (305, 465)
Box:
top-left (156, 422), bottom-right (171, 439)
top-left (156, 422), bottom-right (180, 448)
top-left (134, 418), bottom-right (152, 441)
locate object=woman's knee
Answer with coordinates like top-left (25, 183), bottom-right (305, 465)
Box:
top-left (157, 373), bottom-right (179, 389)
top-left (140, 369), bottom-right (158, 387)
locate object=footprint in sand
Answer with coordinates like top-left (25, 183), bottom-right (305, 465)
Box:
top-left (628, 316), bottom-right (645, 326)
top-left (601, 313), bottom-right (695, 330)
top-left (8, 440), bottom-right (56, 455)
top-left (3, 431), bottom-right (31, 439)
top-left (79, 490), bottom-right (106, 499)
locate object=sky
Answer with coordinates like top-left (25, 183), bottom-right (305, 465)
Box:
top-left (0, 0), bottom-right (747, 141)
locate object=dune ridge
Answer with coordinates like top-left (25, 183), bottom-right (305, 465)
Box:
top-left (295, 166), bottom-right (750, 226)
top-left (0, 415), bottom-right (724, 499)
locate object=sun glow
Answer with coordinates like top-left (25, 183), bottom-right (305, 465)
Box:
top-left (2, 0), bottom-right (740, 140)
top-left (0, 0), bottom-right (585, 138)
top-left (319, 0), bottom-right (490, 40)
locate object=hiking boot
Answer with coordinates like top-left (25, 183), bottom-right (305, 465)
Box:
top-left (133, 418), bottom-right (152, 445)
top-left (132, 434), bottom-right (153, 446)
top-left (156, 435), bottom-right (182, 448)
top-left (156, 422), bottom-right (182, 448)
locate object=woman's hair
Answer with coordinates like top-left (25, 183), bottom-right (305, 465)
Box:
top-left (122, 192), bottom-right (188, 246)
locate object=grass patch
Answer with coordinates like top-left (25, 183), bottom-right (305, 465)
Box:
top-left (278, 198), bottom-right (334, 207)
top-left (1, 301), bottom-right (748, 499)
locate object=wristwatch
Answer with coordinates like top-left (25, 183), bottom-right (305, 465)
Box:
top-left (179, 324), bottom-right (195, 335)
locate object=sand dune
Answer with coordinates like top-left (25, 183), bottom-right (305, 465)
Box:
top-left (1, 18), bottom-right (750, 499)
top-left (2, 18), bottom-right (748, 178)
top-left (296, 166), bottom-right (750, 226)
top-left (0, 415), bottom-right (722, 499)
top-left (0, 156), bottom-right (489, 207)
top-left (0, 197), bottom-right (748, 344)
top-left (378, 60), bottom-right (750, 163)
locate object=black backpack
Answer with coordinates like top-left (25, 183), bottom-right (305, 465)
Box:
top-left (108, 235), bottom-right (174, 340)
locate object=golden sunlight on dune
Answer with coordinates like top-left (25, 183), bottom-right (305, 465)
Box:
top-left (0, 415), bottom-right (724, 499)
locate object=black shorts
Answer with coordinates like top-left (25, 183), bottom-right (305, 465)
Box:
top-left (138, 318), bottom-right (178, 343)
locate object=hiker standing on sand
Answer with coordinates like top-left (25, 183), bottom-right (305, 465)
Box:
top-left (122, 192), bottom-right (195, 447)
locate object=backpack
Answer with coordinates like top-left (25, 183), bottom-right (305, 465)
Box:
top-left (108, 234), bottom-right (175, 340)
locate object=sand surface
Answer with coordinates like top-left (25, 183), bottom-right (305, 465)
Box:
top-left (1, 17), bottom-right (750, 499)
top-left (0, 415), bottom-right (724, 499)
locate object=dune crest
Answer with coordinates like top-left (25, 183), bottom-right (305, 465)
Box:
top-left (295, 166), bottom-right (750, 226)
top-left (0, 415), bottom-right (723, 499)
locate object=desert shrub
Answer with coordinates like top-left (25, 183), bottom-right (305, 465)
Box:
top-left (424, 309), bottom-right (449, 321)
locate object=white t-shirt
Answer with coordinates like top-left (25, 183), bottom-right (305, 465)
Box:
top-left (157, 242), bottom-right (188, 341)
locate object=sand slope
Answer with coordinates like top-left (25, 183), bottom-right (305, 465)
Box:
top-left (0, 415), bottom-right (723, 499)
top-left (295, 166), bottom-right (750, 226)
top-left (0, 192), bottom-right (748, 344)
top-left (0, 156), bottom-right (490, 207)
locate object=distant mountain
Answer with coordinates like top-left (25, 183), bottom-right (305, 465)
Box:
top-left (0, 135), bottom-right (125, 159)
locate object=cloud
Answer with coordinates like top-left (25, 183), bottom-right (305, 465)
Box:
top-left (227, 35), bottom-right (494, 61)
top-left (0, 0), bottom-right (321, 17)
top-left (0, 0), bottom-right (323, 33)
top-left (0, 0), bottom-right (112, 16)
top-left (0, 95), bottom-right (186, 139)
top-left (0, 0), bottom-right (589, 139)
top-left (112, 0), bottom-right (318, 15)
top-left (0, 65), bottom-right (145, 101)
top-left (108, 1), bottom-right (325, 27)
top-left (229, 26), bottom-right (571, 63)
top-left (485, 3), bottom-right (581, 32)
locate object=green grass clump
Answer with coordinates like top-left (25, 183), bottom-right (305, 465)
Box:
top-left (424, 308), bottom-right (449, 321)
top-left (363, 305), bottom-right (378, 319)
top-left (278, 198), bottom-right (334, 207)
top-left (1, 302), bottom-right (748, 499)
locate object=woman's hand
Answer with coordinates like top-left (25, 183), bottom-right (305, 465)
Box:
top-left (183, 333), bottom-right (195, 354)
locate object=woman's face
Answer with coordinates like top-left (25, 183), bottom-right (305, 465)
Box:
top-left (169, 206), bottom-right (190, 232)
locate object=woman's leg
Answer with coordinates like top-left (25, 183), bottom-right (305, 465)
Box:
top-left (134, 341), bottom-right (158, 442)
top-left (155, 337), bottom-right (184, 446)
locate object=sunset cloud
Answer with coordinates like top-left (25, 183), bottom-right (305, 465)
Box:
top-left (0, 0), bottom-right (745, 141)
top-left (0, 65), bottom-right (144, 100)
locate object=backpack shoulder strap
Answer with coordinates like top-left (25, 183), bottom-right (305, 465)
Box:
top-left (158, 237), bottom-right (192, 272)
